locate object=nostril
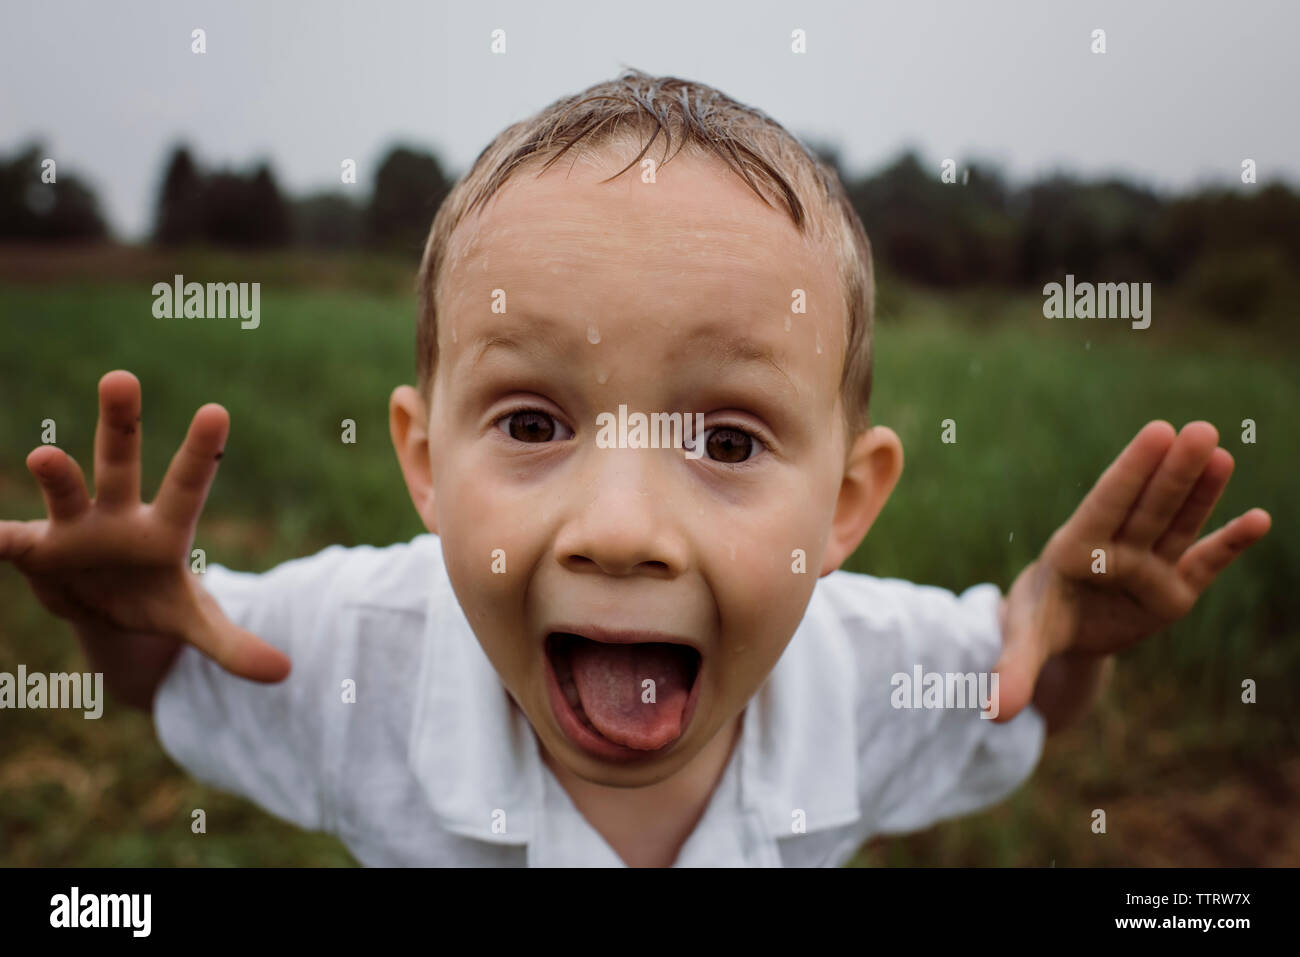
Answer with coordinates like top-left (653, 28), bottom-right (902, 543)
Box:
top-left (567, 557), bottom-right (672, 576)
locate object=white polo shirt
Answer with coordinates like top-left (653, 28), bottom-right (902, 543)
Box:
top-left (153, 534), bottom-right (1045, 866)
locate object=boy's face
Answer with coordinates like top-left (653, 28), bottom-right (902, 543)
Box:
top-left (393, 143), bottom-right (899, 788)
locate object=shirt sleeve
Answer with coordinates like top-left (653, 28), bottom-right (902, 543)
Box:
top-left (151, 545), bottom-right (353, 833)
top-left (824, 572), bottom-right (1047, 836)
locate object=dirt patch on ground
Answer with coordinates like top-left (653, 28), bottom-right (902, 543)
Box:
top-left (0, 243), bottom-right (178, 282)
top-left (0, 242), bottom-right (413, 293)
top-left (1096, 757), bottom-right (1300, 866)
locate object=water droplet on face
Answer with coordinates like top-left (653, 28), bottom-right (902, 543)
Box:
top-left (815, 330), bottom-right (823, 354)
top-left (596, 370), bottom-right (608, 384)
top-left (784, 315), bottom-right (792, 332)
top-left (451, 327), bottom-right (458, 343)
top-left (587, 324), bottom-right (601, 344)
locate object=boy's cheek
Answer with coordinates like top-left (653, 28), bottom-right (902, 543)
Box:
top-left (439, 471), bottom-right (517, 566)
top-left (670, 496), bottom-right (819, 660)
top-left (714, 555), bottom-right (816, 669)
top-left (438, 502), bottom-right (532, 638)
top-left (444, 533), bottom-right (527, 632)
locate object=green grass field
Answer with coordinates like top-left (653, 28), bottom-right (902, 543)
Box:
top-left (1, 255), bottom-right (1296, 866)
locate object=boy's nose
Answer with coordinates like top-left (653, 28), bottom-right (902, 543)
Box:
top-left (551, 451), bottom-right (689, 579)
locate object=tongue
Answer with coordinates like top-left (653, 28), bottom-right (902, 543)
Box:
top-left (569, 640), bottom-right (694, 750)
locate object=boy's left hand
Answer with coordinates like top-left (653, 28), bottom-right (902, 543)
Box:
top-left (991, 420), bottom-right (1271, 723)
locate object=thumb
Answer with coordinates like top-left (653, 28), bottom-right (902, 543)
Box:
top-left (189, 586), bottom-right (292, 682)
top-left (989, 603), bottom-right (1051, 725)
top-left (204, 620), bottom-right (293, 683)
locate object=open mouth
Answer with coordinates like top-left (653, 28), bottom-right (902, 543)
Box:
top-left (544, 632), bottom-right (703, 761)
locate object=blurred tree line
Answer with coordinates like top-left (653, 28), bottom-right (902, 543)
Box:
top-left (2, 139), bottom-right (1296, 320)
top-left (151, 144), bottom-right (450, 256)
top-left (818, 147), bottom-right (1300, 321)
top-left (0, 144), bottom-right (108, 241)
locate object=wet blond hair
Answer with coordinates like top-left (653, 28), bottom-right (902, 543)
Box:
top-left (416, 69), bottom-right (875, 437)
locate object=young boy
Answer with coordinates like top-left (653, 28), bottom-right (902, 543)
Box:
top-left (1, 71), bottom-right (1270, 867)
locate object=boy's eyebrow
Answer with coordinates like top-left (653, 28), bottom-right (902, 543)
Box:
top-left (669, 323), bottom-right (795, 392)
top-left (467, 313), bottom-right (570, 370)
top-left (468, 316), bottom-right (796, 394)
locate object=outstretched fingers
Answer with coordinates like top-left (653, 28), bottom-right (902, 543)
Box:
top-left (94, 370), bottom-right (143, 508)
top-left (1153, 447), bottom-right (1234, 561)
top-left (1060, 421), bottom-right (1177, 544)
top-left (1117, 421), bottom-right (1220, 548)
top-left (0, 519), bottom-right (43, 562)
top-left (26, 445), bottom-right (90, 521)
top-left (1177, 508), bottom-right (1272, 593)
top-left (153, 404), bottom-right (230, 529)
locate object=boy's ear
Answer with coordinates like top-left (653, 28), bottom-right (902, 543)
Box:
top-left (389, 385), bottom-right (438, 535)
top-left (820, 425), bottom-right (903, 576)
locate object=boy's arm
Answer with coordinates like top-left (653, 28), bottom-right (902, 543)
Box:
top-left (68, 621), bottom-right (182, 713)
top-left (834, 574), bottom-right (1047, 837)
top-left (0, 370), bottom-right (291, 711)
top-left (149, 549), bottom-right (352, 834)
top-left (991, 420), bottom-right (1270, 728)
top-left (1032, 652), bottom-right (1113, 735)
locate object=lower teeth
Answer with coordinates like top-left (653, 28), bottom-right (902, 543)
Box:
top-left (572, 699), bottom-right (596, 731)
top-left (552, 636), bottom-right (599, 733)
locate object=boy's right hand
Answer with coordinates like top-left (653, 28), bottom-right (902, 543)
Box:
top-left (0, 371), bottom-right (291, 709)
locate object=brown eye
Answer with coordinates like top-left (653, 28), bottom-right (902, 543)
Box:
top-left (497, 409), bottom-right (572, 443)
top-left (705, 427), bottom-right (756, 464)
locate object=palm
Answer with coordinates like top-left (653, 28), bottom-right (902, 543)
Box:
top-left (1031, 552), bottom-right (1172, 655)
top-left (23, 537), bottom-right (197, 640)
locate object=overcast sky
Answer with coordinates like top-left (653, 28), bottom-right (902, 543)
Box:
top-left (4, 0), bottom-right (1296, 239)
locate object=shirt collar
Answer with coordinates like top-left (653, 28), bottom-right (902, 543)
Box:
top-left (407, 539), bottom-right (861, 862)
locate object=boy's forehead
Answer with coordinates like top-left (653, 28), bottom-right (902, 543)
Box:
top-left (440, 152), bottom-right (843, 362)
top-left (446, 152), bottom-right (834, 297)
